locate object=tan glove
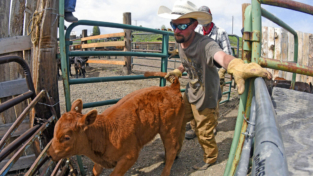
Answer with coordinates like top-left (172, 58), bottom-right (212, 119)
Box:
top-left (164, 69), bottom-right (182, 83)
top-left (218, 68), bottom-right (226, 80)
top-left (227, 58), bottom-right (272, 94)
top-left (168, 49), bottom-right (179, 59)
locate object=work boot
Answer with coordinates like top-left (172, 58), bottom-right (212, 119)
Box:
top-left (65, 12), bottom-right (78, 22)
top-left (185, 123), bottom-right (192, 131)
top-left (192, 160), bottom-right (216, 170)
top-left (213, 128), bottom-right (218, 135)
top-left (157, 152), bottom-right (179, 161)
top-left (185, 129), bottom-right (197, 140)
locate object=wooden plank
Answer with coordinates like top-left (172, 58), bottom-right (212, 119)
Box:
top-left (287, 32), bottom-right (295, 81)
top-left (262, 27), bottom-right (269, 73)
top-left (274, 28), bottom-right (282, 78)
top-left (24, 0), bottom-right (37, 74)
top-left (268, 27), bottom-right (275, 76)
top-left (86, 59), bottom-right (125, 65)
top-left (81, 32), bottom-right (125, 41)
top-left (308, 34), bottom-right (313, 84)
top-left (0, 120), bottom-right (30, 138)
top-left (132, 42), bottom-right (176, 44)
top-left (82, 41), bottom-right (125, 49)
top-left (11, 0), bottom-right (27, 124)
top-left (302, 33), bottom-right (309, 83)
top-left (0, 154), bottom-right (36, 172)
top-left (296, 31), bottom-right (303, 82)
top-left (0, 79), bottom-right (28, 98)
top-left (0, 36), bottom-right (32, 54)
top-left (0, 0), bottom-right (10, 38)
top-left (0, 0), bottom-right (13, 125)
top-left (132, 49), bottom-right (161, 52)
top-left (281, 29), bottom-right (288, 79)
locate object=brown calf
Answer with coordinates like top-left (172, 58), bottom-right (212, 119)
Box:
top-left (47, 72), bottom-right (184, 176)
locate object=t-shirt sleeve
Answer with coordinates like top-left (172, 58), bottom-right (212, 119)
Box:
top-left (205, 40), bottom-right (222, 66)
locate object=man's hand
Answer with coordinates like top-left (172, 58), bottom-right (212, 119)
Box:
top-left (218, 68), bottom-right (226, 80)
top-left (227, 59), bottom-right (272, 94)
top-left (164, 69), bottom-right (182, 83)
top-left (168, 49), bottom-right (179, 59)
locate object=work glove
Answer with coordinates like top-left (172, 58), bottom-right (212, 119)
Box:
top-left (168, 49), bottom-right (179, 59)
top-left (227, 58), bottom-right (272, 94)
top-left (218, 68), bottom-right (226, 85)
top-left (164, 69), bottom-right (182, 83)
top-left (218, 68), bottom-right (226, 80)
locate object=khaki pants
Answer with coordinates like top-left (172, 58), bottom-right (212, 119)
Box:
top-left (190, 79), bottom-right (223, 130)
top-left (179, 93), bottom-right (219, 164)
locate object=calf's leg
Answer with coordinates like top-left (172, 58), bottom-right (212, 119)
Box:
top-left (110, 153), bottom-right (139, 176)
top-left (92, 163), bottom-right (103, 176)
top-left (159, 117), bottom-right (183, 176)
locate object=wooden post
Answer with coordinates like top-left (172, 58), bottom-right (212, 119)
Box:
top-left (31, 0), bottom-right (60, 120)
top-left (308, 34), bottom-right (313, 84)
top-left (123, 12), bottom-right (132, 75)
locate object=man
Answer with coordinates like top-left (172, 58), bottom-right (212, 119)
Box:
top-left (65, 0), bottom-right (78, 22)
top-left (185, 5), bottom-right (233, 140)
top-left (158, 0), bottom-right (271, 170)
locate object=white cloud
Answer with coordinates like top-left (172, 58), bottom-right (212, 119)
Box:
top-left (66, 0), bottom-right (313, 37)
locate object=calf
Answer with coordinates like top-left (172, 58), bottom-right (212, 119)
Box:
top-left (47, 72), bottom-right (184, 176)
top-left (57, 57), bottom-right (74, 77)
top-left (74, 57), bottom-right (88, 78)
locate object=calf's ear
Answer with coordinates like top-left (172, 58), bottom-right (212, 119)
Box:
top-left (84, 109), bottom-right (98, 125)
top-left (71, 99), bottom-right (83, 113)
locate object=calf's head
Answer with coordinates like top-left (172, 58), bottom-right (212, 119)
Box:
top-left (47, 99), bottom-right (98, 161)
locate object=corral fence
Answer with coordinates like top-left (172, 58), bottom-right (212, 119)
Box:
top-left (0, 0), bottom-right (62, 174)
top-left (261, 26), bottom-right (313, 83)
top-left (225, 1), bottom-right (313, 176)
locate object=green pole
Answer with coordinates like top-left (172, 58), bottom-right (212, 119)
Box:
top-left (223, 5), bottom-right (252, 176)
top-left (59, 1), bottom-right (85, 175)
top-left (260, 7), bottom-right (298, 88)
top-left (160, 34), bottom-right (169, 87)
top-left (223, 81), bottom-right (250, 176)
top-left (251, 0), bottom-right (262, 64)
top-left (59, 0), bottom-right (71, 112)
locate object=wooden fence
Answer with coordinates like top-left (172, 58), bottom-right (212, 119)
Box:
top-left (262, 26), bottom-right (313, 83)
top-left (0, 0), bottom-right (59, 171)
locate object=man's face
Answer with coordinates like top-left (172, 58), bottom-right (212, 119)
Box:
top-left (171, 18), bottom-right (197, 43)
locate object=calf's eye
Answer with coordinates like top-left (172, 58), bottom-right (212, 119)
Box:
top-left (64, 135), bottom-right (70, 141)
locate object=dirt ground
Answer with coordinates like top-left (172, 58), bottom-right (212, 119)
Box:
top-left (58, 56), bottom-right (240, 176)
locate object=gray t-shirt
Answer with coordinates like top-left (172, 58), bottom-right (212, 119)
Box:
top-left (179, 33), bottom-right (222, 111)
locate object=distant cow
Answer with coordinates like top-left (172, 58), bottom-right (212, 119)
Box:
top-left (47, 72), bottom-right (184, 176)
top-left (74, 57), bottom-right (88, 78)
top-left (57, 57), bottom-right (74, 77)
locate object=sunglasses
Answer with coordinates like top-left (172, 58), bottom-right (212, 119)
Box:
top-left (170, 19), bottom-right (196, 31)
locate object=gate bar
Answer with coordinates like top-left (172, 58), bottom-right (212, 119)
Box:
top-left (259, 0), bottom-right (313, 16)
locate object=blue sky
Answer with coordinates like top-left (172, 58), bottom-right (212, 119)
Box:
top-left (66, 0), bottom-right (313, 37)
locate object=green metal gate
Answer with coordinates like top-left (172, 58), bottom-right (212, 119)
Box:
top-left (224, 1), bottom-right (313, 176)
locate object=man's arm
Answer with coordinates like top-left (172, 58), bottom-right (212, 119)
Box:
top-left (177, 63), bottom-right (185, 73)
top-left (213, 51), bottom-right (234, 69)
